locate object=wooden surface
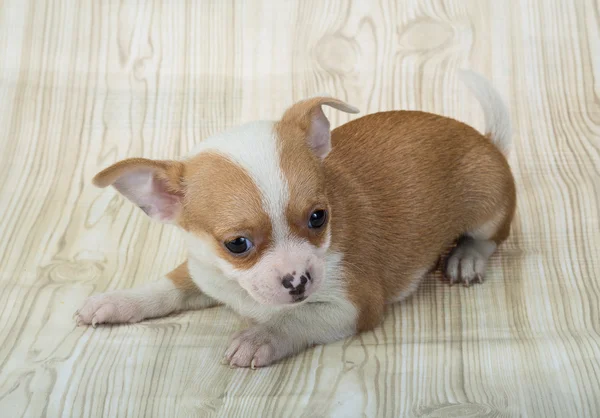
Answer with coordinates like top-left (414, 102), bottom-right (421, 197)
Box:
top-left (1, 0), bottom-right (599, 417)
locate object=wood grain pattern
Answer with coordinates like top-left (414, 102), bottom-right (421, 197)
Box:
top-left (0, 0), bottom-right (599, 416)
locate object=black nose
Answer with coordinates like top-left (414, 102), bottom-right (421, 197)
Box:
top-left (281, 274), bottom-right (294, 289)
top-left (281, 271), bottom-right (312, 296)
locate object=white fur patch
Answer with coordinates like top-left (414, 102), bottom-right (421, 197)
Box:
top-left (187, 245), bottom-right (356, 325)
top-left (458, 70), bottom-right (512, 155)
top-left (190, 121), bottom-right (290, 242)
top-left (388, 268), bottom-right (427, 303)
top-left (467, 207), bottom-right (507, 240)
top-left (233, 238), bottom-right (326, 305)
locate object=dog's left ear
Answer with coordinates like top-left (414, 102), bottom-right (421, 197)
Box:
top-left (278, 97), bottom-right (359, 159)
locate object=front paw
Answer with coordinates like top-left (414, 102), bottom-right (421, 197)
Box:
top-left (224, 326), bottom-right (282, 368)
top-left (75, 291), bottom-right (144, 327)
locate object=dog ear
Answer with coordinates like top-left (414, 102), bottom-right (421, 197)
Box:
top-left (279, 97), bottom-right (359, 159)
top-left (93, 158), bottom-right (185, 223)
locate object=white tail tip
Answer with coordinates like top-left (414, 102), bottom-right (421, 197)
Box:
top-left (458, 70), bottom-right (512, 155)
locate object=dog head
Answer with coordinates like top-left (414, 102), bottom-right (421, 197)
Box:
top-left (93, 97), bottom-right (358, 305)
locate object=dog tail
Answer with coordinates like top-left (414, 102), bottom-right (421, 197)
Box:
top-left (458, 70), bottom-right (512, 156)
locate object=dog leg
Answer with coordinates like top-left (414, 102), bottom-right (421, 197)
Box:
top-left (444, 236), bottom-right (497, 286)
top-left (444, 205), bottom-right (514, 286)
top-left (75, 261), bottom-right (218, 327)
top-left (223, 298), bottom-right (357, 368)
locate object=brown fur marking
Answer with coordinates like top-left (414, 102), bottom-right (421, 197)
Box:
top-left (181, 152), bottom-right (273, 270)
top-left (275, 104), bottom-right (332, 249)
top-left (321, 111), bottom-right (516, 331)
top-left (166, 261), bottom-right (199, 292)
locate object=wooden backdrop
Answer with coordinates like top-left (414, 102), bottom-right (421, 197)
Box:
top-left (0, 1), bottom-right (598, 417)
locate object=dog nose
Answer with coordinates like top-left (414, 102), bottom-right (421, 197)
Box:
top-left (281, 271), bottom-right (312, 296)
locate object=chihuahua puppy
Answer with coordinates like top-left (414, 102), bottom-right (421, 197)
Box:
top-left (76, 71), bottom-right (515, 368)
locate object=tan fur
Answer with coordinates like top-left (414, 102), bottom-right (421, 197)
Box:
top-left (278, 97), bottom-right (359, 133)
top-left (166, 261), bottom-right (198, 291)
top-left (181, 152), bottom-right (273, 270)
top-left (275, 117), bottom-right (331, 249)
top-left (321, 111), bottom-right (515, 330)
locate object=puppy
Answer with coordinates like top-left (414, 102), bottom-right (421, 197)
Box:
top-left (76, 70), bottom-right (516, 368)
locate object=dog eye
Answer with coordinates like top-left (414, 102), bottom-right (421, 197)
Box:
top-left (308, 210), bottom-right (327, 229)
top-left (225, 237), bottom-right (253, 254)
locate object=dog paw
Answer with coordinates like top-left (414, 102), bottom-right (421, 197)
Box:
top-left (75, 292), bottom-right (144, 327)
top-left (444, 237), bottom-right (497, 287)
top-left (223, 326), bottom-right (282, 368)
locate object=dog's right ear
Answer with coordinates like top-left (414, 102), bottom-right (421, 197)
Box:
top-left (93, 158), bottom-right (185, 223)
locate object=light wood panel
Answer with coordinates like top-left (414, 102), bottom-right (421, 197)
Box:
top-left (0, 0), bottom-right (599, 417)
